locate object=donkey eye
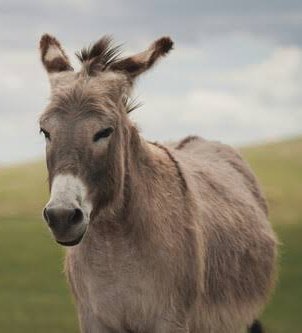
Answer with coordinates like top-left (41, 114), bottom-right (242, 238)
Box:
top-left (93, 127), bottom-right (114, 142)
top-left (40, 128), bottom-right (51, 140)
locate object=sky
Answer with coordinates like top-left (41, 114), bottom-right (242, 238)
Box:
top-left (1, 0), bottom-right (302, 164)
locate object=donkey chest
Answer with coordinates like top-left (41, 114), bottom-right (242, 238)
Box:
top-left (66, 236), bottom-right (158, 326)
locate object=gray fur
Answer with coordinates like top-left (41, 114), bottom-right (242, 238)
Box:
top-left (39, 34), bottom-right (278, 333)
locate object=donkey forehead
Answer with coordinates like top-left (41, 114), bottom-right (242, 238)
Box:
top-left (40, 106), bottom-right (116, 129)
top-left (50, 70), bottom-right (128, 97)
top-left (41, 73), bottom-right (127, 122)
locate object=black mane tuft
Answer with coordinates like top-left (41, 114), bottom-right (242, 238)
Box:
top-left (76, 36), bottom-right (122, 74)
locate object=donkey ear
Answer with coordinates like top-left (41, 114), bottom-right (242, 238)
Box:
top-left (39, 34), bottom-right (73, 73)
top-left (108, 36), bottom-right (173, 80)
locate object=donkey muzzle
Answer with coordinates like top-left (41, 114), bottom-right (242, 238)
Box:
top-left (43, 206), bottom-right (87, 246)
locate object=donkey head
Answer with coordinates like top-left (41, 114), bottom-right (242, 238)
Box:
top-left (39, 34), bottom-right (173, 246)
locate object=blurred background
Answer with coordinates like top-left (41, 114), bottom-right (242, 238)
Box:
top-left (0, 1), bottom-right (301, 332)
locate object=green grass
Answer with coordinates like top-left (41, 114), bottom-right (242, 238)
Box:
top-left (0, 217), bottom-right (79, 333)
top-left (242, 137), bottom-right (302, 226)
top-left (262, 224), bottom-right (302, 333)
top-left (0, 161), bottom-right (48, 219)
top-left (0, 136), bottom-right (301, 332)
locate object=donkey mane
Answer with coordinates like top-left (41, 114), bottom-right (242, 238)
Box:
top-left (76, 35), bottom-right (122, 75)
top-left (149, 141), bottom-right (188, 193)
top-left (176, 135), bottom-right (200, 150)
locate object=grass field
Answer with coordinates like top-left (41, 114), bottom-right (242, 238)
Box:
top-left (0, 137), bottom-right (301, 332)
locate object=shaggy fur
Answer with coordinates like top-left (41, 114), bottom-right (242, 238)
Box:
top-left (39, 34), bottom-right (278, 333)
top-left (76, 36), bottom-right (122, 75)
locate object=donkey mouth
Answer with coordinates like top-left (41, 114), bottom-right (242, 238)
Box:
top-left (56, 232), bottom-right (85, 247)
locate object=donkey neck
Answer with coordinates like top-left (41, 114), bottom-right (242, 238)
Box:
top-left (116, 130), bottom-right (190, 245)
top-left (126, 128), bottom-right (188, 204)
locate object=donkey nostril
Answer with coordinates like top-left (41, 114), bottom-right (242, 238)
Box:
top-left (43, 207), bottom-right (58, 227)
top-left (69, 208), bottom-right (84, 225)
top-left (43, 208), bottom-right (50, 224)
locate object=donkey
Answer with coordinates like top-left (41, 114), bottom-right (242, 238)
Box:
top-left (39, 34), bottom-right (277, 333)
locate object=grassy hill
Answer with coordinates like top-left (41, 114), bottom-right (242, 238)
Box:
top-left (243, 137), bottom-right (302, 332)
top-left (243, 137), bottom-right (302, 226)
top-left (0, 137), bottom-right (301, 332)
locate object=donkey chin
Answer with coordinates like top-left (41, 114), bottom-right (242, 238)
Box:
top-left (42, 174), bottom-right (92, 247)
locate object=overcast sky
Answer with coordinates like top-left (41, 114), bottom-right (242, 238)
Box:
top-left (1, 0), bottom-right (302, 164)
